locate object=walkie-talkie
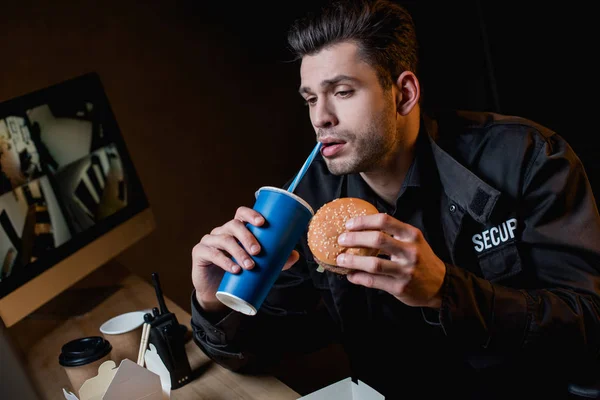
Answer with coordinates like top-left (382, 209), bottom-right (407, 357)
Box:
top-left (148, 272), bottom-right (192, 389)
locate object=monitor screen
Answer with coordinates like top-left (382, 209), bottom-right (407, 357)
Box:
top-left (0, 72), bottom-right (152, 320)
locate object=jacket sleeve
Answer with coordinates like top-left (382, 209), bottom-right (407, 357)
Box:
top-left (437, 133), bottom-right (600, 370)
top-left (190, 250), bottom-right (337, 374)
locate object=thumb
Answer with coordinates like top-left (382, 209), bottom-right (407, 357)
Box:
top-left (282, 250), bottom-right (300, 270)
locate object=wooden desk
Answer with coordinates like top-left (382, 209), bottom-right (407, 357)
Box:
top-left (9, 262), bottom-right (301, 400)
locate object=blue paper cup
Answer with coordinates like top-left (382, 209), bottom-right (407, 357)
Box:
top-left (216, 186), bottom-right (314, 315)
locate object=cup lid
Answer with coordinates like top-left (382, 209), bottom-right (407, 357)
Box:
top-left (58, 336), bottom-right (112, 367)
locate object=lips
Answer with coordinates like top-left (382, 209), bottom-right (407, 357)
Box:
top-left (319, 138), bottom-right (346, 158)
top-left (321, 143), bottom-right (345, 157)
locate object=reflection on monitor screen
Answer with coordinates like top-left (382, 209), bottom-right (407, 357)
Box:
top-left (0, 72), bottom-right (154, 326)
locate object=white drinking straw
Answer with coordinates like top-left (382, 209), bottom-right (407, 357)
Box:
top-left (287, 142), bottom-right (323, 193)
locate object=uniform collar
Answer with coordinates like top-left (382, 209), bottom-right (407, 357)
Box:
top-left (423, 112), bottom-right (500, 224)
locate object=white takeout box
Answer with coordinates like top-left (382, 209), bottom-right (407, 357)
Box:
top-left (298, 377), bottom-right (385, 400)
top-left (62, 344), bottom-right (171, 400)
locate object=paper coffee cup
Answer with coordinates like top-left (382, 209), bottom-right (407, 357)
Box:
top-left (99, 310), bottom-right (147, 366)
top-left (59, 336), bottom-right (112, 396)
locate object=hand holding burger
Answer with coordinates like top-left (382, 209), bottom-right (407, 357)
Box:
top-left (307, 197), bottom-right (381, 274)
top-left (307, 197), bottom-right (446, 309)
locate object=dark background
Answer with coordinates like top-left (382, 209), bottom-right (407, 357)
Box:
top-left (1, 0), bottom-right (596, 394)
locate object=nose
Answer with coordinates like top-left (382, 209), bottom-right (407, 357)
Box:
top-left (312, 100), bottom-right (338, 129)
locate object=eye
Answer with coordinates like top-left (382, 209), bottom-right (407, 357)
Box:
top-left (335, 90), bottom-right (354, 98)
top-left (304, 97), bottom-right (317, 106)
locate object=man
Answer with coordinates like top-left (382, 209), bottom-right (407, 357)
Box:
top-left (190, 0), bottom-right (600, 398)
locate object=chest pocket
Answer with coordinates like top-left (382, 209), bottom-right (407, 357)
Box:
top-left (478, 244), bottom-right (522, 282)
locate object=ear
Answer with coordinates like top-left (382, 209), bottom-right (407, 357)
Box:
top-left (394, 71), bottom-right (420, 115)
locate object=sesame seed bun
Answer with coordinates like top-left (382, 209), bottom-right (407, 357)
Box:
top-left (307, 197), bottom-right (380, 275)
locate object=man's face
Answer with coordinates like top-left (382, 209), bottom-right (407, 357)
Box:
top-left (299, 41), bottom-right (399, 175)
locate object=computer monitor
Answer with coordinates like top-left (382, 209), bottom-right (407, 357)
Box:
top-left (0, 72), bottom-right (155, 328)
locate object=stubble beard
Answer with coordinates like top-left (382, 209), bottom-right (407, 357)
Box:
top-left (324, 106), bottom-right (397, 176)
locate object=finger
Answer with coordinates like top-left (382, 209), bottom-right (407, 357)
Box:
top-left (336, 253), bottom-right (404, 276)
top-left (282, 250), bottom-right (300, 271)
top-left (347, 270), bottom-right (407, 295)
top-left (338, 229), bottom-right (405, 254)
top-left (346, 213), bottom-right (418, 241)
top-left (234, 206), bottom-right (266, 226)
top-left (219, 218), bottom-right (263, 257)
top-left (201, 233), bottom-right (255, 271)
top-left (192, 242), bottom-right (242, 274)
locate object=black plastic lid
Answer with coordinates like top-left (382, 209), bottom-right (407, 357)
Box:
top-left (58, 336), bottom-right (112, 367)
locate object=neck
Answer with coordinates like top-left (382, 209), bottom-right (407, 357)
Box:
top-left (360, 112), bottom-right (420, 206)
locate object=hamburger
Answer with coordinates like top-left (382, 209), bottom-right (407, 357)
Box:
top-left (307, 197), bottom-right (380, 274)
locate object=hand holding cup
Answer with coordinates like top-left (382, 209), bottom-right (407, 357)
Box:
top-left (191, 204), bottom-right (300, 313)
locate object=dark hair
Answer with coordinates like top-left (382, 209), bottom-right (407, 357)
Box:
top-left (287, 0), bottom-right (418, 90)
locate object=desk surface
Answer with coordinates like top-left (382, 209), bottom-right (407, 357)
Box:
top-left (9, 263), bottom-right (301, 400)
